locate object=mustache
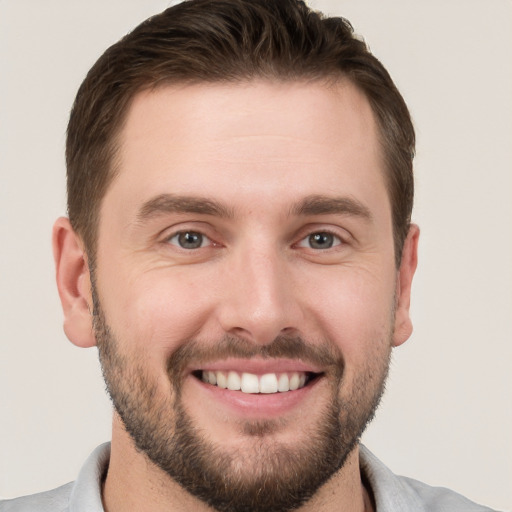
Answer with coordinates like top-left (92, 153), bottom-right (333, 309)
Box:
top-left (167, 334), bottom-right (344, 384)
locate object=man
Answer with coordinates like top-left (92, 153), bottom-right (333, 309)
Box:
top-left (0, 1), bottom-right (500, 511)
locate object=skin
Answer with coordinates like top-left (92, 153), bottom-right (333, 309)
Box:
top-left (53, 79), bottom-right (419, 512)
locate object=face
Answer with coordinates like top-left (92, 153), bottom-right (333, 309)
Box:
top-left (87, 80), bottom-right (414, 511)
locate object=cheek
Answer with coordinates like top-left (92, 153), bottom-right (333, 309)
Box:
top-left (307, 266), bottom-right (396, 357)
top-left (96, 265), bottom-right (218, 361)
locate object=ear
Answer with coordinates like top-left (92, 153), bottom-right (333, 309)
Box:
top-left (52, 217), bottom-right (96, 348)
top-left (392, 224), bottom-right (419, 347)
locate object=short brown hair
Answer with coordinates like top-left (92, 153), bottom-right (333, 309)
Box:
top-left (67, 0), bottom-right (414, 267)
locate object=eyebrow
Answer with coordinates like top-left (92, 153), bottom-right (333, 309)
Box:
top-left (292, 195), bottom-right (373, 221)
top-left (137, 194), bottom-right (234, 222)
top-left (136, 193), bottom-right (372, 223)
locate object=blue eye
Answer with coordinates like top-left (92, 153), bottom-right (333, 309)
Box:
top-left (298, 232), bottom-right (341, 250)
top-left (168, 231), bottom-right (210, 249)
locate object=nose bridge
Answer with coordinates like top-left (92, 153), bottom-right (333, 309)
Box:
top-left (218, 237), bottom-right (299, 344)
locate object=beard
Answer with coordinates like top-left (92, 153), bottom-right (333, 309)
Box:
top-left (92, 284), bottom-right (391, 512)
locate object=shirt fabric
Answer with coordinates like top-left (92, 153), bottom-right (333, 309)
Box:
top-left (0, 443), bottom-right (500, 511)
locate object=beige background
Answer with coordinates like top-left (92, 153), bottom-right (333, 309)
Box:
top-left (1, 1), bottom-right (511, 509)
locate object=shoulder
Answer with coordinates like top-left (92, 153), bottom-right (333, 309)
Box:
top-left (396, 475), bottom-right (500, 512)
top-left (0, 442), bottom-right (110, 512)
top-left (0, 482), bottom-right (73, 512)
top-left (359, 445), bottom-right (501, 512)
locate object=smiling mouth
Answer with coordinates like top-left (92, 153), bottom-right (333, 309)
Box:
top-left (193, 370), bottom-right (321, 394)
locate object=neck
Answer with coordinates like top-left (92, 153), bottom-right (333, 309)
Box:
top-left (103, 415), bottom-right (373, 512)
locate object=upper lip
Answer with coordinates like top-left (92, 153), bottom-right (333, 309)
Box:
top-left (189, 357), bottom-right (324, 375)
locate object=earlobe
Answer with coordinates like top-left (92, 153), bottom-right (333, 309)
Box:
top-left (52, 217), bottom-right (96, 348)
top-left (392, 224), bottom-right (419, 347)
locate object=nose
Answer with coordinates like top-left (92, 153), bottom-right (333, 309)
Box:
top-left (216, 243), bottom-right (303, 345)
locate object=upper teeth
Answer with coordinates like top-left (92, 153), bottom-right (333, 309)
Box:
top-left (201, 370), bottom-right (307, 394)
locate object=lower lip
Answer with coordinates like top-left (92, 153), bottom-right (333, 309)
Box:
top-left (189, 374), bottom-right (323, 419)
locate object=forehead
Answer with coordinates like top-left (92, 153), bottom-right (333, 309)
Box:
top-left (105, 79), bottom-right (388, 219)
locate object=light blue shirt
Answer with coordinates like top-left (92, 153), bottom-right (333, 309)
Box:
top-left (0, 443), bottom-right (501, 511)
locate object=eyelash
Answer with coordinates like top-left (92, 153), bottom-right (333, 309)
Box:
top-left (296, 231), bottom-right (343, 250)
top-left (164, 229), bottom-right (345, 251)
top-left (166, 230), bottom-right (214, 250)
